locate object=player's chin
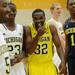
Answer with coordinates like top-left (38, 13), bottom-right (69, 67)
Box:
top-left (7, 18), bottom-right (14, 22)
top-left (9, 16), bottom-right (15, 19)
top-left (71, 9), bottom-right (75, 13)
top-left (71, 12), bottom-right (75, 14)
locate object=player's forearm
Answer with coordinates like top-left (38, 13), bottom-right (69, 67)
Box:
top-left (64, 45), bottom-right (68, 64)
top-left (26, 35), bottom-right (39, 54)
top-left (59, 36), bottom-right (65, 53)
top-left (65, 52), bottom-right (68, 64)
top-left (64, 36), bottom-right (68, 64)
top-left (57, 46), bottom-right (65, 64)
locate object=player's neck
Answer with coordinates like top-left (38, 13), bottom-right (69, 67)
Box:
top-left (6, 21), bottom-right (15, 26)
top-left (5, 22), bottom-right (16, 31)
top-left (71, 16), bottom-right (75, 22)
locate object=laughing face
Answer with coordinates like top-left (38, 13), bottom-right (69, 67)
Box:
top-left (32, 12), bottom-right (45, 30)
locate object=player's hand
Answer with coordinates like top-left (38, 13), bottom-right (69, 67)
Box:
top-left (37, 26), bottom-right (46, 38)
top-left (59, 62), bottom-right (67, 75)
top-left (10, 54), bottom-right (21, 66)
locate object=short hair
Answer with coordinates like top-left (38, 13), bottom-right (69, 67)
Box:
top-left (7, 2), bottom-right (16, 7)
top-left (7, 2), bottom-right (17, 12)
top-left (32, 9), bottom-right (45, 17)
top-left (50, 3), bottom-right (61, 10)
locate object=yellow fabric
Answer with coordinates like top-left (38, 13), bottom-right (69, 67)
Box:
top-left (27, 22), bottom-right (58, 75)
top-left (28, 22), bottom-right (53, 62)
top-left (27, 61), bottom-right (57, 75)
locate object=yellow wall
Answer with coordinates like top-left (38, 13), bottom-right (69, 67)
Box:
top-left (12, 0), bottom-right (67, 9)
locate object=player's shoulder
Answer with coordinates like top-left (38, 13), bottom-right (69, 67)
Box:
top-left (64, 18), bottom-right (71, 26)
top-left (0, 23), bottom-right (5, 32)
top-left (0, 23), bottom-right (2, 26)
top-left (28, 23), bottom-right (33, 28)
top-left (15, 24), bottom-right (24, 33)
top-left (63, 18), bottom-right (71, 30)
top-left (0, 23), bottom-right (4, 28)
top-left (47, 20), bottom-right (57, 34)
top-left (0, 24), bottom-right (6, 45)
top-left (16, 24), bottom-right (23, 29)
top-left (16, 24), bottom-right (23, 28)
top-left (26, 24), bottom-right (32, 34)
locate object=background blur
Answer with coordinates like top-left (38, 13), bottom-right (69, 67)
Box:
top-left (6, 0), bottom-right (69, 25)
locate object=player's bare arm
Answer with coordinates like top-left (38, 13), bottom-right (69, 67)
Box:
top-left (25, 26), bottom-right (46, 54)
top-left (64, 34), bottom-right (68, 65)
top-left (50, 25), bottom-right (66, 74)
top-left (11, 26), bottom-right (27, 66)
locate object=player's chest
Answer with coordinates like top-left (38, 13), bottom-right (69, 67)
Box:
top-left (32, 31), bottom-right (51, 43)
top-left (2, 31), bottom-right (23, 44)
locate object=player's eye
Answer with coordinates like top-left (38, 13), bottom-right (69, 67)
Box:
top-left (40, 17), bottom-right (43, 19)
top-left (2, 3), bottom-right (7, 8)
top-left (11, 8), bottom-right (16, 13)
top-left (34, 17), bottom-right (38, 20)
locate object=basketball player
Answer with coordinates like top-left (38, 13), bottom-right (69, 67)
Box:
top-left (64, 0), bottom-right (75, 75)
top-left (48, 3), bottom-right (65, 70)
top-left (0, 3), bottom-right (26, 75)
top-left (0, 1), bottom-right (11, 75)
top-left (26, 9), bottom-right (66, 75)
top-left (0, 24), bottom-right (10, 75)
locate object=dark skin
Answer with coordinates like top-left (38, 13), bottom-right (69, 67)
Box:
top-left (0, 1), bottom-right (4, 22)
top-left (26, 11), bottom-right (66, 75)
top-left (64, 0), bottom-right (75, 73)
top-left (65, 0), bottom-right (75, 64)
top-left (3, 3), bottom-right (32, 66)
top-left (4, 3), bottom-right (17, 31)
top-left (67, 0), bottom-right (75, 20)
top-left (25, 13), bottom-right (46, 54)
top-left (3, 3), bottom-right (21, 66)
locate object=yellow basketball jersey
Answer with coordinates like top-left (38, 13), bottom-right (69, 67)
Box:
top-left (28, 22), bottom-right (53, 63)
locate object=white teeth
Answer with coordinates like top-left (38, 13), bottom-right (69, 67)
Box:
top-left (38, 24), bottom-right (41, 26)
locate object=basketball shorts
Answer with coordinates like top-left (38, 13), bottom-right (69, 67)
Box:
top-left (26, 61), bottom-right (58, 75)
